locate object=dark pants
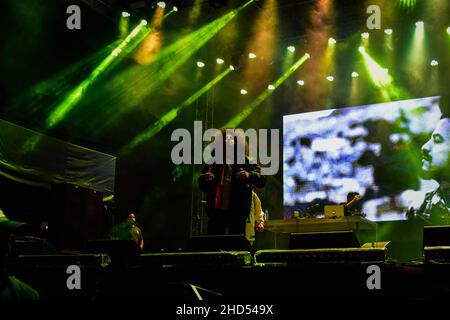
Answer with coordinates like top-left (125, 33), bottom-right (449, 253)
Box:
top-left (207, 210), bottom-right (246, 235)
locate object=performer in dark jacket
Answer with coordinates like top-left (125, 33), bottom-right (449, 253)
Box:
top-left (199, 129), bottom-right (266, 235)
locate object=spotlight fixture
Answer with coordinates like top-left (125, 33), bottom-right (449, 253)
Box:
top-left (415, 21), bottom-right (424, 28)
top-left (430, 60), bottom-right (439, 66)
top-left (305, 53), bottom-right (310, 59)
top-left (122, 11), bottom-right (130, 18)
top-left (196, 61), bottom-right (205, 68)
top-left (326, 76), bottom-right (334, 82)
top-left (351, 72), bottom-right (359, 78)
top-left (358, 46), bottom-right (365, 53)
top-left (248, 53), bottom-right (256, 59)
top-left (447, 27), bottom-right (450, 35)
top-left (157, 2), bottom-right (166, 9)
top-left (287, 46), bottom-right (295, 53)
top-left (384, 29), bottom-right (393, 35)
top-left (229, 65), bottom-right (235, 71)
top-left (240, 89), bottom-right (248, 95)
top-left (297, 80), bottom-right (305, 86)
top-left (328, 37), bottom-right (336, 45)
top-left (268, 84), bottom-right (275, 90)
top-left (141, 19), bottom-right (148, 26)
top-left (173, 6), bottom-right (178, 12)
top-left (361, 32), bottom-right (370, 39)
top-left (216, 58), bottom-right (224, 65)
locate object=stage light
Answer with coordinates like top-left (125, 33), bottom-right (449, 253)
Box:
top-left (248, 53), bottom-right (256, 59)
top-left (297, 80), bottom-right (305, 86)
top-left (229, 65), bottom-right (235, 71)
top-left (141, 19), bottom-right (148, 26)
top-left (225, 53), bottom-right (310, 128)
top-left (326, 76), bottom-right (334, 82)
top-left (240, 89), bottom-right (248, 95)
top-left (447, 27), bottom-right (450, 35)
top-left (328, 37), bottom-right (336, 45)
top-left (359, 47), bottom-right (392, 87)
top-left (361, 32), bottom-right (370, 39)
top-left (305, 53), bottom-right (310, 59)
top-left (197, 61), bottom-right (205, 68)
top-left (173, 6), bottom-right (178, 12)
top-left (384, 29), bottom-right (392, 35)
top-left (430, 60), bottom-right (439, 66)
top-left (122, 11), bottom-right (130, 18)
top-left (415, 21), bottom-right (424, 28)
top-left (107, 0), bottom-right (255, 118)
top-left (268, 84), bottom-right (275, 90)
top-left (287, 46), bottom-right (295, 53)
top-left (351, 72), bottom-right (359, 78)
top-left (157, 2), bottom-right (166, 9)
top-left (216, 58), bottom-right (224, 64)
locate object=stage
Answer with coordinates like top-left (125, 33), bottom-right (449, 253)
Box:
top-left (10, 253), bottom-right (450, 300)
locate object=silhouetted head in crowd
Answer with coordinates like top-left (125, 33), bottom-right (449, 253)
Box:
top-left (0, 208), bottom-right (28, 266)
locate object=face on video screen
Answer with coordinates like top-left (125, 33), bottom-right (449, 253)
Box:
top-left (421, 118), bottom-right (450, 174)
top-left (283, 96), bottom-right (444, 222)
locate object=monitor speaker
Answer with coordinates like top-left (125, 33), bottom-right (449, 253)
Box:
top-left (49, 183), bottom-right (104, 251)
top-left (289, 231), bottom-right (360, 249)
top-left (85, 239), bottom-right (140, 267)
top-left (188, 234), bottom-right (252, 252)
top-left (423, 225), bottom-right (450, 247)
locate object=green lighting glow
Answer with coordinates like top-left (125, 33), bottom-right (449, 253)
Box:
top-left (45, 23), bottom-right (150, 129)
top-left (17, 40), bottom-right (121, 112)
top-left (224, 53), bottom-right (310, 128)
top-left (404, 18), bottom-right (426, 86)
top-left (121, 68), bottom-right (232, 153)
top-left (359, 47), bottom-right (409, 100)
top-left (398, 0), bottom-right (417, 9)
top-left (447, 26), bottom-right (450, 35)
top-left (104, 0), bottom-right (254, 115)
top-left (415, 21), bottom-right (424, 40)
top-left (358, 46), bottom-right (392, 87)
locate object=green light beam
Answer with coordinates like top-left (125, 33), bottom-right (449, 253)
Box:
top-left (225, 53), bottom-right (310, 128)
top-left (45, 21), bottom-right (150, 129)
top-left (121, 67), bottom-right (233, 154)
top-left (106, 0), bottom-right (254, 114)
top-left (358, 46), bottom-right (392, 87)
top-left (358, 47), bottom-right (409, 100)
top-left (14, 40), bottom-right (121, 115)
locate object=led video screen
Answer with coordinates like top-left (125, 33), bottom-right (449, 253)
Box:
top-left (283, 96), bottom-right (448, 222)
